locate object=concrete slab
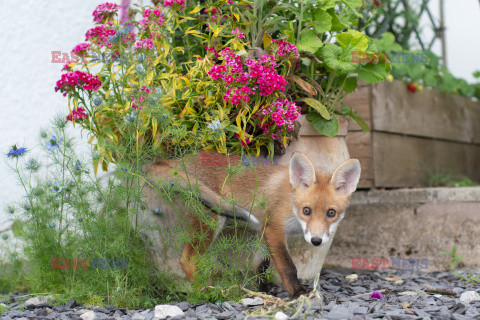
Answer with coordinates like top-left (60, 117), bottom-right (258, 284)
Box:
top-left (326, 187), bottom-right (480, 271)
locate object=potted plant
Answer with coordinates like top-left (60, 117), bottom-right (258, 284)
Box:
top-left (56, 0), bottom-right (389, 283)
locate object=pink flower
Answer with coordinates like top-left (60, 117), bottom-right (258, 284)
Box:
top-left (134, 39), bottom-right (154, 52)
top-left (55, 71), bottom-right (102, 97)
top-left (370, 291), bottom-right (383, 300)
top-left (72, 43), bottom-right (90, 56)
top-left (66, 107), bottom-right (88, 122)
top-left (272, 39), bottom-right (300, 60)
top-left (163, 0), bottom-right (185, 9)
top-left (85, 22), bottom-right (116, 48)
top-left (232, 28), bottom-right (245, 39)
top-left (92, 2), bottom-right (120, 23)
top-left (236, 134), bottom-right (251, 147)
top-left (139, 8), bottom-right (165, 29)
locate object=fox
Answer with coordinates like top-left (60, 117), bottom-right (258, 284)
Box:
top-left (148, 150), bottom-right (361, 298)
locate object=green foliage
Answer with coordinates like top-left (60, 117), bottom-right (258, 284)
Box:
top-left (440, 245), bottom-right (464, 271)
top-left (3, 119), bottom-right (159, 308)
top-left (373, 32), bottom-right (480, 100)
top-left (58, 0), bottom-right (389, 165)
top-left (427, 172), bottom-right (478, 188)
top-left (451, 271), bottom-right (480, 285)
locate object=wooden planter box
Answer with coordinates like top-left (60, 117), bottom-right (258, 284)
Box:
top-left (344, 81), bottom-right (480, 189)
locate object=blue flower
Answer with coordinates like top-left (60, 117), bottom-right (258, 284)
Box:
top-left (7, 145), bottom-right (27, 158)
top-left (207, 119), bottom-right (221, 132)
top-left (52, 181), bottom-right (67, 194)
top-left (46, 136), bottom-right (62, 151)
top-left (137, 53), bottom-right (146, 62)
top-left (169, 181), bottom-right (175, 186)
top-left (2, 234), bottom-right (8, 241)
top-left (24, 205), bottom-right (31, 211)
top-left (124, 113), bottom-right (135, 123)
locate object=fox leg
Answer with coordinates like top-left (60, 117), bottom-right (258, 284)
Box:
top-left (179, 214), bottom-right (225, 281)
top-left (263, 224), bottom-right (308, 298)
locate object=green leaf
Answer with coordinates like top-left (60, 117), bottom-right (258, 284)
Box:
top-left (303, 98), bottom-right (330, 119)
top-left (372, 32), bottom-right (402, 53)
top-left (343, 77), bottom-right (358, 93)
top-left (297, 29), bottom-right (323, 54)
top-left (358, 63), bottom-right (388, 84)
top-left (312, 10), bottom-right (332, 33)
top-left (322, 43), bottom-right (356, 74)
top-left (342, 0), bottom-right (362, 8)
top-left (337, 29), bottom-right (369, 51)
top-left (318, 0), bottom-right (336, 10)
top-left (306, 113), bottom-right (339, 137)
top-left (327, 8), bottom-right (346, 31)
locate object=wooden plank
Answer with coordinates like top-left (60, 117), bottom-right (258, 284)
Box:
top-left (372, 132), bottom-right (480, 188)
top-left (346, 131), bottom-right (372, 158)
top-left (371, 81), bottom-right (480, 144)
top-left (347, 131), bottom-right (373, 189)
top-left (343, 85), bottom-right (371, 132)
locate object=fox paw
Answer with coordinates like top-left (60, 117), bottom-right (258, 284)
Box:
top-left (291, 287), bottom-right (312, 299)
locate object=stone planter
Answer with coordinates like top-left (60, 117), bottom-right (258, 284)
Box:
top-left (136, 115), bottom-right (350, 280)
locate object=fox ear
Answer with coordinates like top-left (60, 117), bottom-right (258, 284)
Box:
top-left (289, 152), bottom-right (316, 189)
top-left (330, 159), bottom-right (361, 195)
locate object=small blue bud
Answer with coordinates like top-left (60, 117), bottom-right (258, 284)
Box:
top-left (137, 53), bottom-right (146, 62)
top-left (2, 234), bottom-right (8, 240)
top-left (94, 97), bottom-right (103, 106)
top-left (135, 64), bottom-right (145, 73)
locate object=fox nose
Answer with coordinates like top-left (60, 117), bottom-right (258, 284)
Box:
top-left (311, 237), bottom-right (322, 246)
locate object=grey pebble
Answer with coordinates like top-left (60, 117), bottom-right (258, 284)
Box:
top-left (177, 301), bottom-right (190, 311)
top-left (325, 305), bottom-right (352, 320)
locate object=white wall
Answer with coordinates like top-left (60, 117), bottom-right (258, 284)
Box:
top-left (0, 0), bottom-right (109, 231)
top-left (0, 0), bottom-right (479, 231)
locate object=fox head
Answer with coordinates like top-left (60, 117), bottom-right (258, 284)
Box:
top-left (289, 152), bottom-right (361, 247)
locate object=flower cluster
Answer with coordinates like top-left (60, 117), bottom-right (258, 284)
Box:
top-left (72, 43), bottom-right (91, 58)
top-left (203, 7), bottom-right (221, 23)
top-left (232, 28), bottom-right (244, 39)
top-left (163, 0), bottom-right (185, 10)
top-left (271, 39), bottom-right (300, 60)
top-left (66, 107), bottom-right (89, 122)
top-left (134, 39), bottom-right (154, 51)
top-left (208, 48), bottom-right (289, 105)
top-left (92, 2), bottom-right (120, 23)
top-left (255, 98), bottom-right (301, 140)
top-left (138, 8), bottom-right (165, 29)
top-left (55, 71), bottom-right (102, 96)
top-left (85, 22), bottom-right (117, 48)
top-left (130, 85), bottom-right (156, 110)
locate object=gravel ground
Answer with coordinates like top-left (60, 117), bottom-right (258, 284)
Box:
top-left (1, 268), bottom-right (480, 320)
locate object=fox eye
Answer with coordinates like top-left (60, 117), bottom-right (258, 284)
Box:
top-left (303, 207), bottom-right (312, 216)
top-left (326, 209), bottom-right (336, 218)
